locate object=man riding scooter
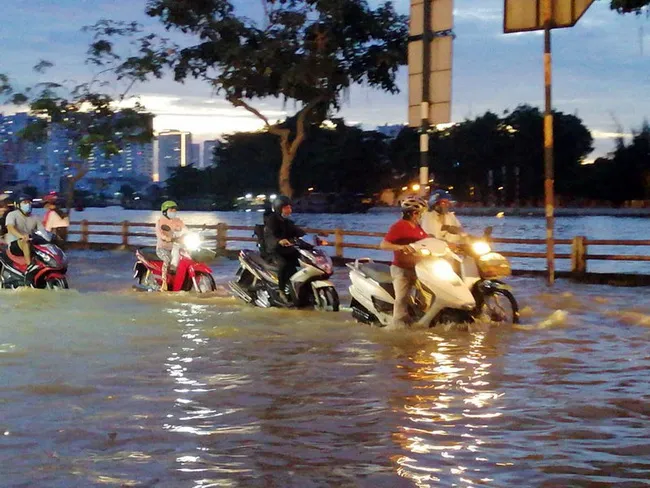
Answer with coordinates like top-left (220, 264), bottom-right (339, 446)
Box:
top-left (264, 195), bottom-right (306, 304)
top-left (421, 189), bottom-right (464, 246)
top-left (5, 195), bottom-right (47, 283)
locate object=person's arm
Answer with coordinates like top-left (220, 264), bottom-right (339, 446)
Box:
top-left (379, 239), bottom-right (410, 252)
top-left (6, 213), bottom-right (28, 240)
top-left (441, 213), bottom-right (463, 235)
top-left (155, 219), bottom-right (171, 244)
top-left (287, 220), bottom-right (306, 238)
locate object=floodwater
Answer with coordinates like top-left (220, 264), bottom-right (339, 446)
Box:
top-left (2, 250), bottom-right (650, 487)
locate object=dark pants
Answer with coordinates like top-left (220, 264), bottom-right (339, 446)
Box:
top-left (273, 246), bottom-right (300, 295)
top-left (9, 240), bottom-right (25, 256)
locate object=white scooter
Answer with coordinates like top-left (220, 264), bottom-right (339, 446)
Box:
top-left (347, 232), bottom-right (519, 327)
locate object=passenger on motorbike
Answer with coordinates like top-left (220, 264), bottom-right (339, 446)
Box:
top-left (379, 196), bottom-right (428, 328)
top-left (0, 196), bottom-right (10, 242)
top-left (5, 195), bottom-right (46, 277)
top-left (264, 195), bottom-right (306, 303)
top-left (421, 189), bottom-right (464, 246)
top-left (155, 200), bottom-right (186, 291)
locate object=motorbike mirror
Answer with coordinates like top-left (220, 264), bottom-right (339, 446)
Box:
top-left (313, 235), bottom-right (322, 246)
top-left (161, 224), bottom-right (171, 232)
top-left (483, 226), bottom-right (493, 238)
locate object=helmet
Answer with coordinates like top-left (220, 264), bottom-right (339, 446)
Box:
top-left (272, 195), bottom-right (291, 214)
top-left (16, 194), bottom-right (32, 203)
top-left (400, 196), bottom-right (427, 213)
top-left (428, 189), bottom-right (454, 211)
top-left (161, 200), bottom-right (178, 213)
top-left (44, 194), bottom-right (58, 204)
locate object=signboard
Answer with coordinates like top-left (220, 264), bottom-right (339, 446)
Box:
top-left (408, 0), bottom-right (453, 128)
top-left (504, 0), bottom-right (595, 33)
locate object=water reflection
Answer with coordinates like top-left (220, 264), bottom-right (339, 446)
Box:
top-left (392, 330), bottom-right (507, 487)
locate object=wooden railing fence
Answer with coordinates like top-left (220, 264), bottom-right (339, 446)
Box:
top-left (63, 220), bottom-right (650, 279)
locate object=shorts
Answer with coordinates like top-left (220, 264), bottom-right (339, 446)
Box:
top-left (9, 240), bottom-right (24, 256)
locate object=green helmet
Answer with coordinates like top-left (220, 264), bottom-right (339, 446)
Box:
top-left (161, 200), bottom-right (178, 213)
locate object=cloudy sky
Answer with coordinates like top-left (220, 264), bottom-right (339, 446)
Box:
top-left (0, 0), bottom-right (648, 160)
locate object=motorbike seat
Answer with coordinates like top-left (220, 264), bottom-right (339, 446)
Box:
top-left (138, 247), bottom-right (161, 262)
top-left (6, 248), bottom-right (27, 268)
top-left (247, 251), bottom-right (279, 273)
top-left (358, 262), bottom-right (395, 297)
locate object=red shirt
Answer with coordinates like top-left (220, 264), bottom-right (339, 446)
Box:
top-left (384, 219), bottom-right (428, 268)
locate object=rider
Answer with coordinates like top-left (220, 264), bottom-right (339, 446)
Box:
top-left (0, 196), bottom-right (11, 241)
top-left (155, 200), bottom-right (186, 291)
top-left (379, 196), bottom-right (428, 328)
top-left (421, 189), bottom-right (464, 246)
top-left (5, 195), bottom-right (46, 277)
top-left (42, 195), bottom-right (70, 249)
top-left (264, 195), bottom-right (305, 303)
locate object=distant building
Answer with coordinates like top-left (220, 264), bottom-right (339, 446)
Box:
top-left (203, 139), bottom-right (220, 168)
top-left (157, 130), bottom-right (192, 181)
top-left (191, 143), bottom-right (200, 167)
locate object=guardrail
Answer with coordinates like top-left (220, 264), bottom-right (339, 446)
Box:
top-left (64, 220), bottom-right (650, 283)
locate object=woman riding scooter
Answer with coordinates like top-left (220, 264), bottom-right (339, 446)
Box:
top-left (155, 200), bottom-right (186, 291)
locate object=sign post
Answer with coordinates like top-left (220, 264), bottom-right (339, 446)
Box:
top-left (503, 0), bottom-right (595, 285)
top-left (408, 0), bottom-right (454, 193)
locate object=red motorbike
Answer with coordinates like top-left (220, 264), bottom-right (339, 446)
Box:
top-left (132, 230), bottom-right (217, 293)
top-left (0, 230), bottom-right (69, 289)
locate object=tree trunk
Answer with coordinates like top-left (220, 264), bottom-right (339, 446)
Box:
top-left (278, 148), bottom-right (294, 198)
top-left (65, 161), bottom-right (89, 216)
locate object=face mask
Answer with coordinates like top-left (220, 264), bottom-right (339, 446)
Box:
top-left (167, 211), bottom-right (177, 219)
top-left (20, 203), bottom-right (32, 214)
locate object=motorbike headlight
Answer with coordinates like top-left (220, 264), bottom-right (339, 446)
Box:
top-left (183, 233), bottom-right (202, 251)
top-left (35, 250), bottom-right (57, 267)
top-left (419, 248), bottom-right (431, 256)
top-left (431, 259), bottom-right (459, 282)
top-left (472, 241), bottom-right (491, 256)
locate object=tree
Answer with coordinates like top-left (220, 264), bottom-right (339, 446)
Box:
top-left (1, 68), bottom-right (153, 213)
top-left (610, 0), bottom-right (650, 14)
top-left (86, 0), bottom-right (408, 197)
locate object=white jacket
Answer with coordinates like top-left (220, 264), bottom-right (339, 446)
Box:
top-left (421, 210), bottom-right (463, 244)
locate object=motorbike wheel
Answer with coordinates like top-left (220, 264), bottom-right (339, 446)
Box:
top-left (479, 289), bottom-right (519, 324)
top-left (45, 277), bottom-right (69, 290)
top-left (195, 273), bottom-right (216, 293)
top-left (314, 287), bottom-right (340, 312)
top-left (139, 270), bottom-right (159, 290)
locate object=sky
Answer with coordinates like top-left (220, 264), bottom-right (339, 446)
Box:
top-left (0, 0), bottom-right (648, 161)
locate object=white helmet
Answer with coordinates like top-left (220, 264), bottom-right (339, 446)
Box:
top-left (400, 196), bottom-right (427, 213)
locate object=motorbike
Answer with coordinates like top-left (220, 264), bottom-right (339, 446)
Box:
top-left (229, 225), bottom-right (339, 310)
top-left (0, 230), bottom-right (69, 289)
top-left (132, 227), bottom-right (217, 293)
top-left (347, 229), bottom-right (519, 327)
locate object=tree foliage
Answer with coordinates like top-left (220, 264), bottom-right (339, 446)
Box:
top-left (86, 0), bottom-right (408, 196)
top-left (610, 0), bottom-right (650, 14)
top-left (0, 67), bottom-right (153, 212)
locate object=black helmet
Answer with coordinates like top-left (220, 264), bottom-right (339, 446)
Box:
top-left (428, 189), bottom-right (454, 211)
top-left (272, 195), bottom-right (291, 214)
top-left (17, 194), bottom-right (33, 204)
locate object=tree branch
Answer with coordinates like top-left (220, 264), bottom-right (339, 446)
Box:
top-left (290, 95), bottom-right (325, 155)
top-left (228, 95), bottom-right (290, 141)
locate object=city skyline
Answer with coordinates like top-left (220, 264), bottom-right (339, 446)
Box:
top-left (0, 0), bottom-right (647, 162)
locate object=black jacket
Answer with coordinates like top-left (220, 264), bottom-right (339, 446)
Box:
top-left (264, 212), bottom-right (306, 253)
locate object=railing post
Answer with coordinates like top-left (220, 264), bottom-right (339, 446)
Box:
top-left (571, 236), bottom-right (587, 276)
top-left (216, 223), bottom-right (228, 255)
top-left (121, 220), bottom-right (129, 248)
top-left (80, 220), bottom-right (89, 248)
top-left (335, 228), bottom-right (344, 259)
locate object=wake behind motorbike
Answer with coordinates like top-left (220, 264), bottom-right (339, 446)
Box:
top-left (0, 230), bottom-right (69, 289)
top-left (348, 231), bottom-right (519, 327)
top-left (229, 225), bottom-right (339, 311)
top-left (133, 228), bottom-right (217, 293)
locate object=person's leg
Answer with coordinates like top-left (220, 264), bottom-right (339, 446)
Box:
top-left (390, 265), bottom-right (416, 328)
top-left (275, 248), bottom-right (299, 299)
top-left (171, 242), bottom-right (181, 271)
top-left (17, 239), bottom-right (32, 267)
top-left (156, 248), bottom-right (172, 291)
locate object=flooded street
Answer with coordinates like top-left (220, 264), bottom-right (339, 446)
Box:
top-left (2, 251), bottom-right (650, 487)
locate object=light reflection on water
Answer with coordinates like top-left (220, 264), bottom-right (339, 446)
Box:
top-left (1, 262), bottom-right (650, 486)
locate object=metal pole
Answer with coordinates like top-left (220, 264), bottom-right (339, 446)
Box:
top-left (543, 0), bottom-right (555, 285)
top-left (419, 0), bottom-right (432, 193)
